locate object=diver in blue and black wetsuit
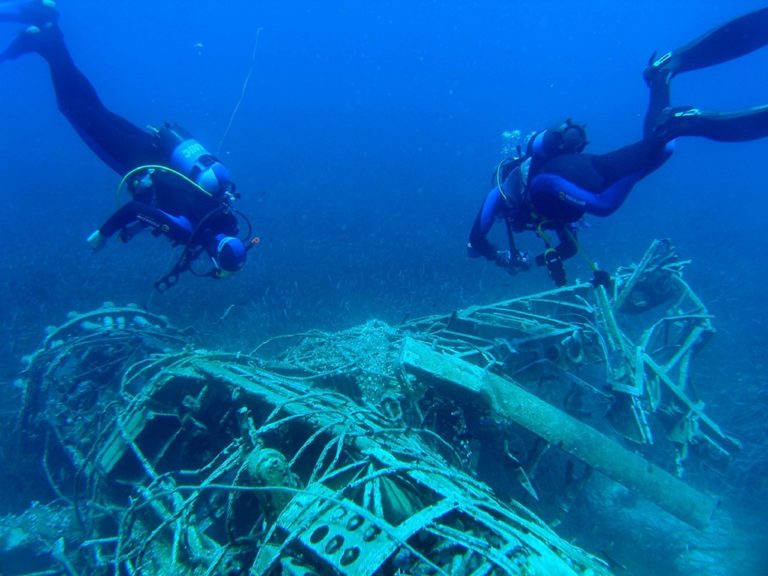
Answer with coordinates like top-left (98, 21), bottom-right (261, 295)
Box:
top-left (468, 7), bottom-right (768, 287)
top-left (0, 1), bottom-right (254, 291)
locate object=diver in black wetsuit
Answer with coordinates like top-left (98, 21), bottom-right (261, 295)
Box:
top-left (0, 1), bottom-right (254, 291)
top-left (468, 7), bottom-right (768, 287)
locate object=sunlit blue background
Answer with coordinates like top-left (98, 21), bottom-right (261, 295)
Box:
top-left (1, 1), bottom-right (766, 572)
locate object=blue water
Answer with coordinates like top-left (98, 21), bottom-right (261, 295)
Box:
top-left (1, 1), bottom-right (767, 573)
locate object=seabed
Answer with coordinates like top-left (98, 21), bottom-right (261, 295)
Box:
top-left (0, 239), bottom-right (741, 575)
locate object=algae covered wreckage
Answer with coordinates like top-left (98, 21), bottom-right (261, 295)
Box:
top-left (0, 240), bottom-right (739, 575)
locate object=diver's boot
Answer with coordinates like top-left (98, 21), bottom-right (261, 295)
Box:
top-left (651, 106), bottom-right (703, 142)
top-left (0, 20), bottom-right (59, 62)
top-left (0, 0), bottom-right (58, 25)
top-left (643, 51), bottom-right (676, 88)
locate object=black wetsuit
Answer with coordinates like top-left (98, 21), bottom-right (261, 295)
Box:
top-left (468, 7), bottom-right (768, 275)
top-left (3, 21), bottom-right (239, 258)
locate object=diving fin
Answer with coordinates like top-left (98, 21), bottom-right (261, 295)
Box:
top-left (0, 0), bottom-right (58, 25)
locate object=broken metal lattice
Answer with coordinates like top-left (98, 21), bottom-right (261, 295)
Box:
top-left (1, 240), bottom-right (738, 574)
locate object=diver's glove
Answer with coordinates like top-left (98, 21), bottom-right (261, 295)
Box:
top-left (496, 250), bottom-right (531, 273)
top-left (86, 229), bottom-right (106, 251)
top-left (536, 248), bottom-right (566, 286)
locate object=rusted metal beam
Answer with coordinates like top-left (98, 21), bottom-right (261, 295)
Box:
top-left (400, 337), bottom-right (719, 529)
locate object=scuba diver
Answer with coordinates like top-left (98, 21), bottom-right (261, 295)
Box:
top-left (0, 0), bottom-right (255, 291)
top-left (468, 6), bottom-right (768, 287)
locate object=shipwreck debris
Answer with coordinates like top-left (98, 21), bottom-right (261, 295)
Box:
top-left (400, 337), bottom-right (716, 528)
top-left (1, 240), bottom-right (739, 575)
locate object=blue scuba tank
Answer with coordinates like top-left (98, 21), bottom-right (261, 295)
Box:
top-left (156, 123), bottom-right (232, 196)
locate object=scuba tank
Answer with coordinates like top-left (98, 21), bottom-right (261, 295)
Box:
top-left (155, 123), bottom-right (232, 197)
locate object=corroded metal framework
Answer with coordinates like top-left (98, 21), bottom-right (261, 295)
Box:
top-left (1, 240), bottom-right (738, 574)
top-left (399, 239), bottom-right (738, 469)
